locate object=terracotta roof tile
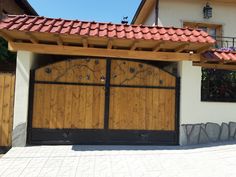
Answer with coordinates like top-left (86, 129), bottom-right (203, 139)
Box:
top-left (108, 30), bottom-right (116, 38)
top-left (176, 29), bottom-right (184, 36)
top-left (70, 27), bottom-right (80, 35)
top-left (141, 27), bottom-right (149, 34)
top-left (90, 23), bottom-right (99, 30)
top-left (99, 23), bottom-right (108, 30)
top-left (19, 23), bottom-right (33, 31)
top-left (167, 28), bottom-right (176, 35)
top-left (50, 26), bottom-right (61, 33)
top-left (159, 28), bottom-right (167, 35)
top-left (143, 32), bottom-right (152, 40)
top-left (116, 25), bottom-right (123, 32)
top-left (80, 28), bottom-right (89, 35)
top-left (72, 21), bottom-right (81, 28)
top-left (171, 34), bottom-right (179, 42)
top-left (126, 31), bottom-right (134, 39)
top-left (89, 28), bottom-right (99, 36)
top-left (29, 24), bottom-right (43, 32)
top-left (99, 29), bottom-right (108, 37)
top-left (189, 36), bottom-right (197, 42)
top-left (133, 26), bottom-right (141, 33)
top-left (202, 50), bottom-right (236, 62)
top-left (61, 26), bottom-right (71, 34)
top-left (0, 15), bottom-right (216, 44)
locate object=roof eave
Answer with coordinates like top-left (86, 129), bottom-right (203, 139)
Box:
top-left (15, 0), bottom-right (38, 16)
top-left (131, 0), bottom-right (156, 25)
top-left (131, 0), bottom-right (146, 24)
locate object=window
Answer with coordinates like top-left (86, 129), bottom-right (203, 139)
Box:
top-left (201, 69), bottom-right (236, 102)
top-left (184, 22), bottom-right (236, 102)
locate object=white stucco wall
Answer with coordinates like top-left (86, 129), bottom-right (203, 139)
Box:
top-left (143, 0), bottom-right (236, 144)
top-left (179, 61), bottom-right (236, 125)
top-left (12, 51), bottom-right (34, 147)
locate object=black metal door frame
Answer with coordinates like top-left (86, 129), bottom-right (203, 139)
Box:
top-left (27, 58), bottom-right (180, 145)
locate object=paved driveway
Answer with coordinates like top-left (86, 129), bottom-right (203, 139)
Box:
top-left (0, 143), bottom-right (236, 177)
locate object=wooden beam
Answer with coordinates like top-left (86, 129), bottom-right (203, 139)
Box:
top-left (193, 62), bottom-right (236, 71)
top-left (82, 38), bottom-right (88, 47)
top-left (9, 42), bottom-right (201, 62)
top-left (107, 40), bottom-right (113, 49)
top-left (25, 32), bottom-right (38, 44)
top-left (0, 31), bottom-right (13, 42)
top-left (175, 44), bottom-right (189, 52)
top-left (196, 45), bottom-right (212, 53)
top-left (54, 34), bottom-right (63, 46)
top-left (153, 42), bottom-right (164, 52)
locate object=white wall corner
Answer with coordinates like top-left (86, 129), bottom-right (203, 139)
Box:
top-left (12, 51), bottom-right (35, 147)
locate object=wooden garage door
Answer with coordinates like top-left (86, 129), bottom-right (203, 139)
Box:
top-left (29, 58), bottom-right (178, 145)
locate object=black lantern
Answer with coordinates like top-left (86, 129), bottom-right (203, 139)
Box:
top-left (203, 3), bottom-right (212, 19)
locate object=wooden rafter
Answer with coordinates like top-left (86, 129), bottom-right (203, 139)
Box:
top-left (25, 32), bottom-right (38, 44)
top-left (130, 41), bottom-right (138, 50)
top-left (9, 42), bottom-right (201, 62)
top-left (153, 42), bottom-right (164, 52)
top-left (196, 45), bottom-right (212, 53)
top-left (54, 34), bottom-right (63, 46)
top-left (82, 38), bottom-right (88, 47)
top-left (107, 40), bottom-right (113, 49)
top-left (175, 44), bottom-right (189, 52)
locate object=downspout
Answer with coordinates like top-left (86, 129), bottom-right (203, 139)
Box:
top-left (155, 0), bottom-right (159, 25)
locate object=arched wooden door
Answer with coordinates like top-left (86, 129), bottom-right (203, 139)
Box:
top-left (28, 58), bottom-right (179, 145)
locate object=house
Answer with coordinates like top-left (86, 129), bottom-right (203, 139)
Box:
top-left (132, 0), bottom-right (236, 145)
top-left (0, 0), bottom-right (235, 147)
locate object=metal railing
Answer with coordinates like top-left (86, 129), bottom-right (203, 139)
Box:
top-left (213, 36), bottom-right (236, 50)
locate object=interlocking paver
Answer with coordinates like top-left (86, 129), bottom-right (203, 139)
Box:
top-left (0, 143), bottom-right (236, 177)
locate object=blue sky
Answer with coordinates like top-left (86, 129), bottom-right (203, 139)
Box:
top-left (28, 0), bottom-right (141, 24)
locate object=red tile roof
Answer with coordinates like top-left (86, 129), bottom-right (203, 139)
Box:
top-left (202, 50), bottom-right (236, 63)
top-left (0, 15), bottom-right (216, 44)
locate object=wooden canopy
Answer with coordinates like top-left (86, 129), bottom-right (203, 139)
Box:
top-left (0, 15), bottom-right (218, 62)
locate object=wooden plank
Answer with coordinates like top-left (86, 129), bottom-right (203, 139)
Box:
top-left (0, 75), bottom-right (5, 145)
top-left (92, 86), bottom-right (104, 128)
top-left (1, 75), bottom-right (12, 146)
top-left (71, 85), bottom-right (81, 128)
top-left (8, 74), bottom-right (15, 145)
top-left (42, 84), bottom-right (51, 128)
top-left (32, 84), bottom-right (45, 128)
top-left (9, 42), bottom-right (201, 62)
top-left (56, 85), bottom-right (66, 129)
top-left (109, 87), bottom-right (175, 131)
top-left (64, 62), bottom-right (73, 128)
